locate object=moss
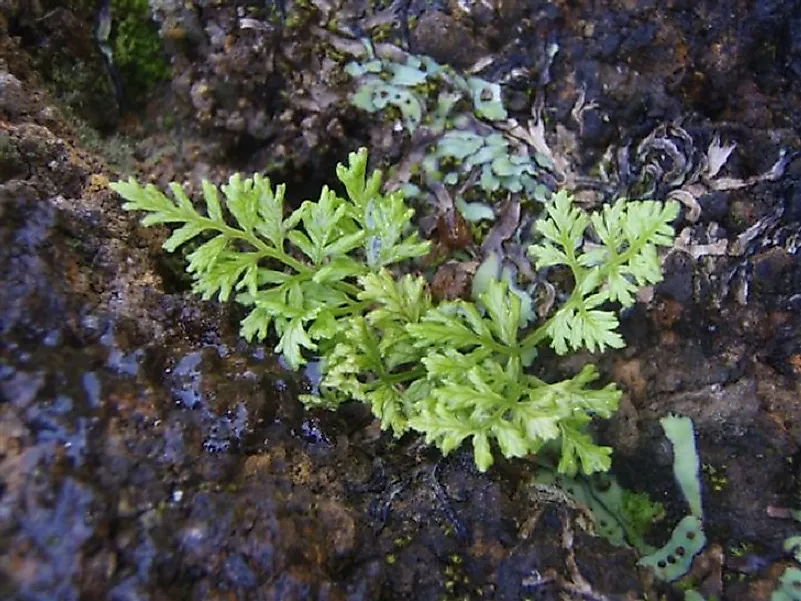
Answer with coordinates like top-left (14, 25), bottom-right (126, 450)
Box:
top-left (702, 463), bottom-right (729, 493)
top-left (48, 59), bottom-right (112, 110)
top-left (0, 132), bottom-right (25, 181)
top-left (64, 103), bottom-right (138, 172)
top-left (283, 0), bottom-right (318, 30)
top-left (372, 22), bottom-right (395, 43)
top-left (326, 47), bottom-right (348, 66)
top-left (619, 488), bottom-right (665, 540)
top-left (728, 540), bottom-right (755, 558)
top-left (110, 0), bottom-right (170, 106)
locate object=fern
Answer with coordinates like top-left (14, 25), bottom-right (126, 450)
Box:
top-left (112, 149), bottom-right (678, 475)
top-left (525, 190), bottom-right (679, 354)
top-left (111, 148), bottom-right (429, 369)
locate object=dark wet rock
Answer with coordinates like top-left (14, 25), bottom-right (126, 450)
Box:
top-left (751, 247), bottom-right (794, 293)
top-left (88, 0), bottom-right (797, 198)
top-left (0, 96), bottom-right (661, 599)
top-left (657, 252), bottom-right (695, 304)
top-left (409, 11), bottom-right (487, 68)
top-left (2, 476), bottom-right (99, 601)
top-left (579, 108), bottom-right (614, 149)
top-left (699, 191), bottom-right (730, 223)
top-left (784, 182), bottom-right (801, 223)
top-left (0, 71), bottom-right (27, 119)
top-left (605, 297), bottom-right (801, 585)
top-left (651, 375), bottom-right (797, 546)
top-left (0, 129), bottom-right (26, 181)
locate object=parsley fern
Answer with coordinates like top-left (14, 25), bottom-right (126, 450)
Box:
top-left (112, 149), bottom-right (678, 475)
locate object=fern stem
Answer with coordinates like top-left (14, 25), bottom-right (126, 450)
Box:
top-left (217, 223), bottom-right (310, 274)
top-left (383, 368), bottom-right (426, 384)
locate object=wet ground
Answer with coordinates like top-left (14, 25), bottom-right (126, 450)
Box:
top-left (2, 1), bottom-right (801, 600)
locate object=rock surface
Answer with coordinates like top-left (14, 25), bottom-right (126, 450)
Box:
top-left (1, 1), bottom-right (801, 600)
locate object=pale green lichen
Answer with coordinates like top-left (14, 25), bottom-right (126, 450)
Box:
top-left (638, 415), bottom-right (707, 582)
top-left (429, 128), bottom-right (553, 198)
top-left (639, 515), bottom-right (707, 582)
top-left (773, 512), bottom-right (801, 601)
top-left (534, 469), bottom-right (665, 552)
top-left (661, 414), bottom-right (704, 519)
top-left (784, 536), bottom-right (801, 563)
top-left (536, 413), bottom-right (708, 584)
top-left (772, 567), bottom-right (801, 601)
top-left (345, 44), bottom-right (554, 216)
top-left (345, 51), bottom-right (505, 132)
